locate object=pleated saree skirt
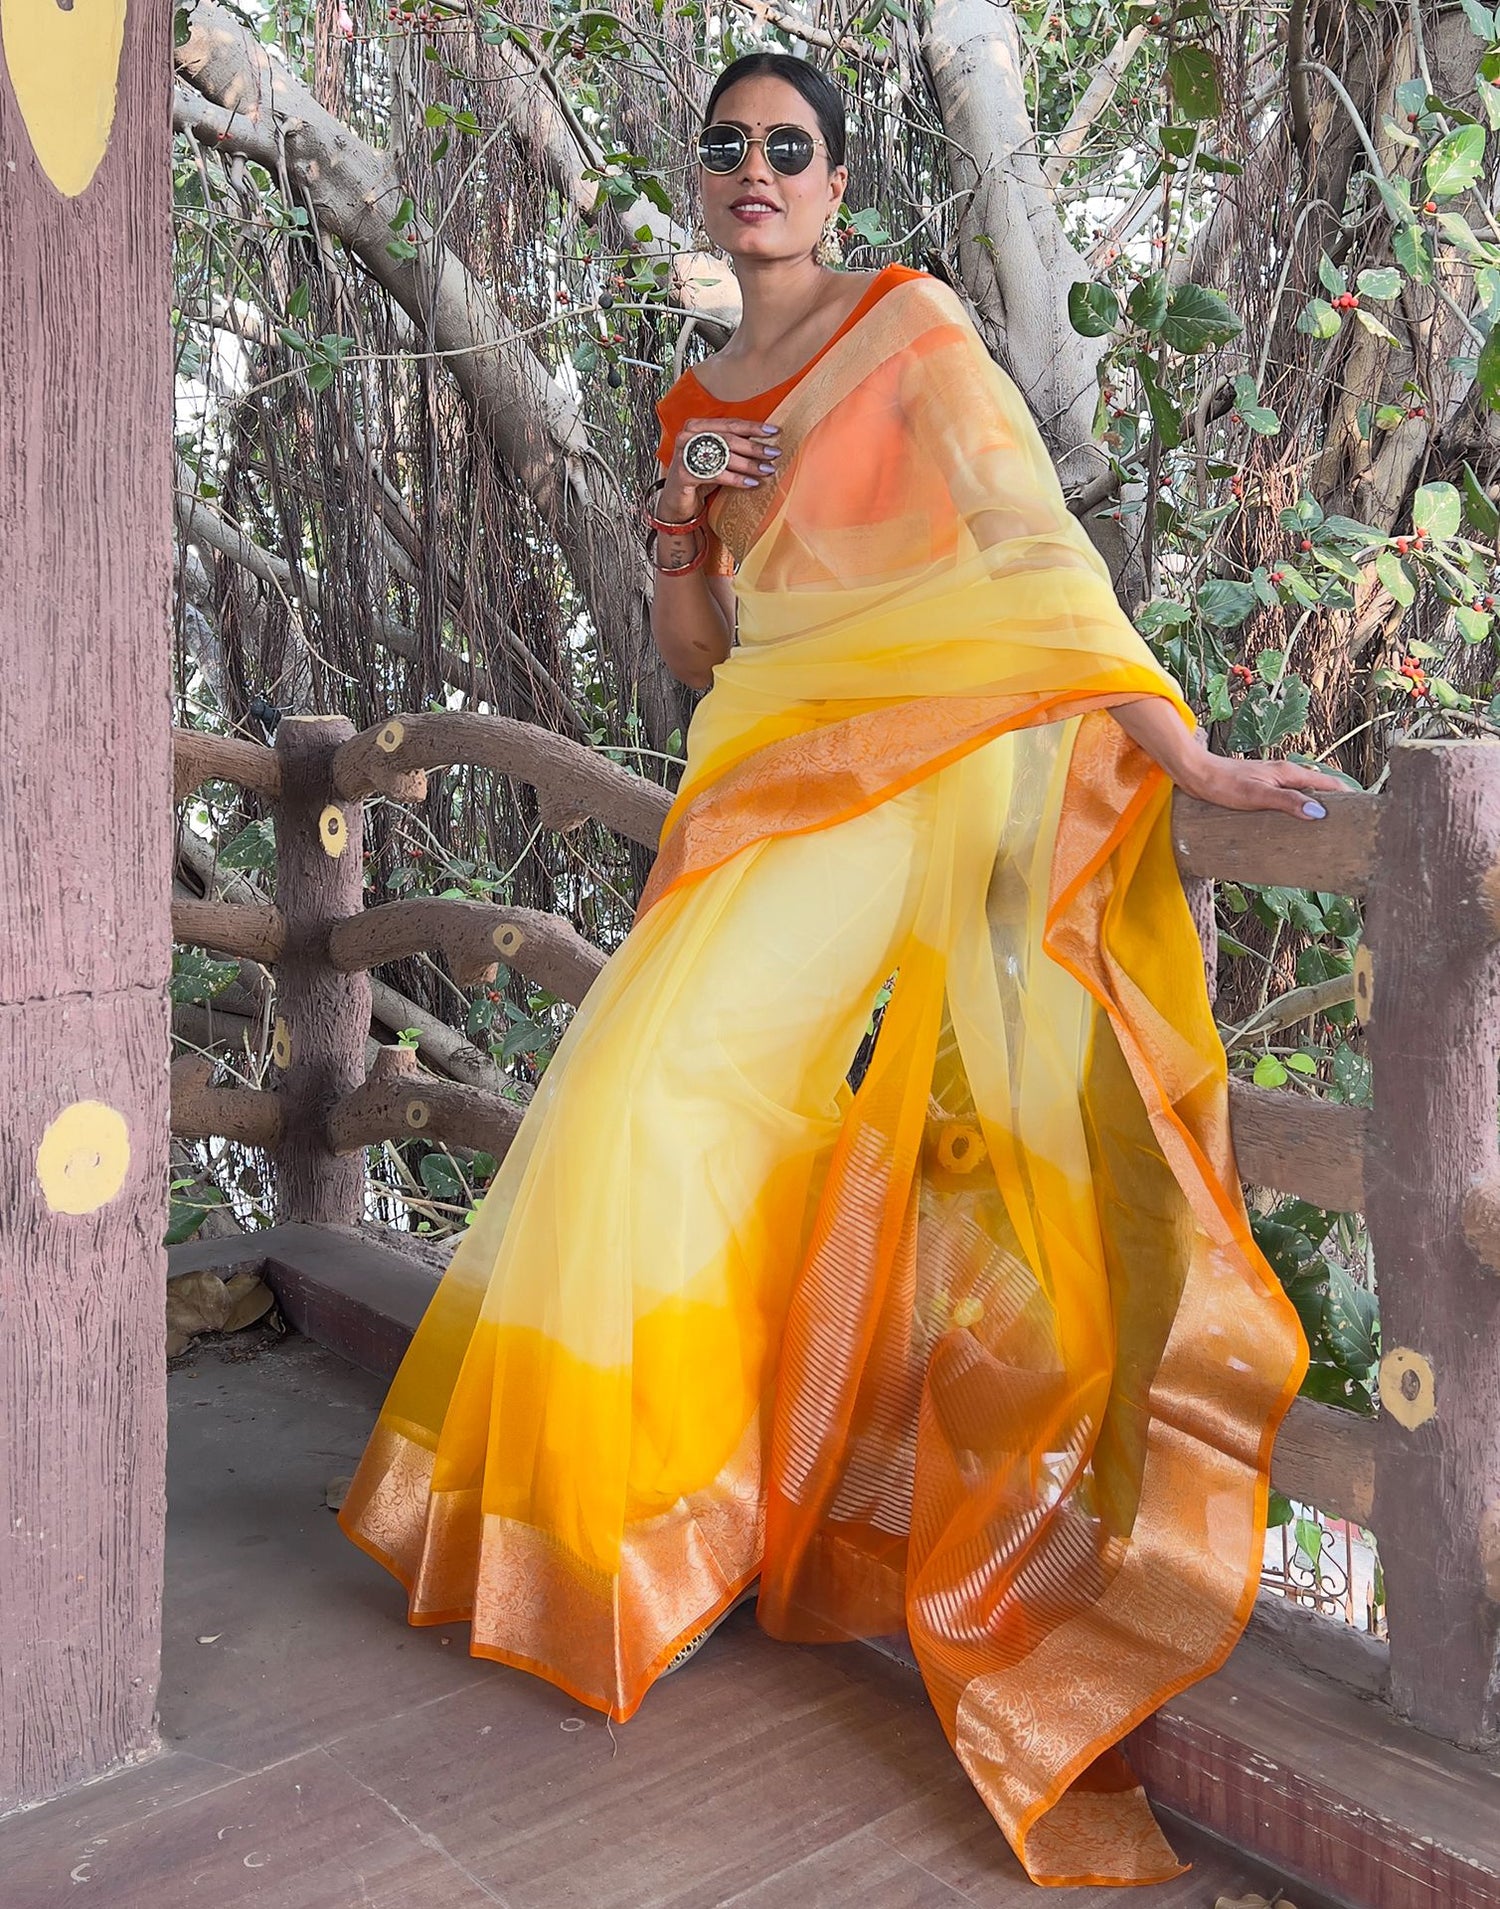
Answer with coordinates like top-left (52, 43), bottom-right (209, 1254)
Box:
top-left (341, 709), bottom-right (1303, 1886)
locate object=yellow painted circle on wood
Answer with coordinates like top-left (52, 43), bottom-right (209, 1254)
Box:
top-left (35, 1100), bottom-right (130, 1215)
top-left (319, 805), bottom-right (348, 858)
top-left (272, 1018), bottom-right (292, 1070)
top-left (492, 924), bottom-right (524, 957)
top-left (2, 0), bottom-right (127, 197)
top-left (1352, 944), bottom-right (1374, 1025)
top-left (1378, 1346), bottom-right (1435, 1431)
top-left (405, 1100), bottom-right (430, 1131)
top-left (376, 721), bottom-right (406, 754)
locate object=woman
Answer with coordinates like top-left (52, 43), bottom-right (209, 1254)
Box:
top-left (341, 53), bottom-right (1341, 1888)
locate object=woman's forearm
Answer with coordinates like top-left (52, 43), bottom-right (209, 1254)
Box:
top-left (1109, 696), bottom-right (1211, 795)
top-left (650, 531), bottom-right (733, 689)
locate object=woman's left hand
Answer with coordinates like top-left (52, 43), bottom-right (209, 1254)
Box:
top-left (1177, 748), bottom-right (1348, 820)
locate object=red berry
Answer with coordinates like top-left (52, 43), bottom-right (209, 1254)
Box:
top-left (1423, 200), bottom-right (1437, 214)
top-left (1300, 538), bottom-right (1313, 551)
top-left (1395, 538), bottom-right (1409, 554)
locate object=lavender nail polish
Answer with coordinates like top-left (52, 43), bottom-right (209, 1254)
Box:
top-left (1302, 799), bottom-right (1326, 819)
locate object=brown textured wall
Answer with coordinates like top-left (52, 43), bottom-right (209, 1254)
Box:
top-left (0, 0), bottom-right (173, 1807)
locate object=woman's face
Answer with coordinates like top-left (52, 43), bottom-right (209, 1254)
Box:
top-left (698, 74), bottom-right (846, 266)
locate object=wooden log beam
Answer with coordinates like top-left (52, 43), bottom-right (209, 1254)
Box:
top-left (328, 899), bottom-right (606, 1002)
top-left (1270, 1395), bottom-right (1376, 1528)
top-left (171, 896), bottom-right (286, 966)
top-left (1364, 740), bottom-right (1500, 1748)
top-left (168, 1055), bottom-right (282, 1150)
top-left (1227, 1081), bottom-right (1367, 1212)
top-left (327, 1046), bottom-right (523, 1163)
top-left (1171, 787), bottom-right (1379, 895)
top-left (172, 727), bottom-right (281, 804)
top-left (272, 717), bottom-right (371, 1225)
top-left (332, 711), bottom-right (672, 849)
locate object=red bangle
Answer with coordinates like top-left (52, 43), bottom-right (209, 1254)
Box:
top-left (654, 533), bottom-right (708, 577)
top-left (644, 497), bottom-right (713, 536)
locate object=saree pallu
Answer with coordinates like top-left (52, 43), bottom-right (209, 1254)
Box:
top-left (340, 274), bottom-right (1306, 1887)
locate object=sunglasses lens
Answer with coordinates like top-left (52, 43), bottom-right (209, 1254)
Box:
top-left (765, 128), bottom-right (816, 175)
top-left (697, 125), bottom-right (747, 172)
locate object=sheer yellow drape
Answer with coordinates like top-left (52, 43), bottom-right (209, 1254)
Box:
top-left (341, 275), bottom-right (1305, 1887)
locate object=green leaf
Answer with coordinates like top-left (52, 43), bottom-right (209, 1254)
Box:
top-left (1166, 44), bottom-right (1222, 121)
top-left (166, 1186), bottom-right (227, 1246)
top-left (1413, 481), bottom-right (1462, 538)
top-left (1457, 606), bottom-right (1494, 644)
top-left (1294, 1516), bottom-right (1324, 1571)
top-left (1297, 297), bottom-right (1342, 340)
top-left (1136, 597), bottom-right (1193, 634)
top-left (1356, 266), bottom-right (1402, 300)
top-left (1285, 1051), bottom-right (1318, 1075)
top-left (424, 102), bottom-right (451, 128)
top-left (1126, 271), bottom-right (1169, 331)
top-left (1068, 280), bottom-right (1120, 338)
top-left (1393, 222), bottom-right (1435, 284)
top-left (1394, 78), bottom-right (1429, 120)
top-left (1426, 125), bottom-right (1486, 199)
top-left (287, 282), bottom-right (311, 322)
top-left (1231, 373), bottom-right (1279, 434)
top-left (1478, 324), bottom-right (1500, 412)
top-left (1376, 174), bottom-right (1416, 227)
top-left (1376, 548), bottom-right (1415, 606)
top-left (217, 818), bottom-right (276, 869)
top-left (1131, 351), bottom-right (1183, 450)
top-left (1262, 676), bottom-right (1311, 745)
top-left (1196, 579), bottom-right (1258, 628)
top-left (419, 1152), bottom-right (465, 1201)
top-left (1330, 1043), bottom-right (1372, 1106)
top-left (1461, 0), bottom-right (1497, 38)
top-left (1324, 1264), bottom-right (1379, 1373)
top-left (385, 236), bottom-right (420, 263)
top-left (1253, 1054), bottom-right (1289, 1088)
top-left (389, 195), bottom-right (415, 232)
top-left (1317, 252), bottom-right (1347, 295)
top-left (1463, 462), bottom-right (1500, 535)
top-left (1353, 307), bottom-right (1399, 343)
top-left (1160, 283), bottom-right (1242, 354)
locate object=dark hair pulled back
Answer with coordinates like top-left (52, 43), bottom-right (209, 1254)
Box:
top-left (703, 53), bottom-right (846, 168)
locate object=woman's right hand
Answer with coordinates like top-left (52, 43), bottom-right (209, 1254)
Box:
top-left (659, 416), bottom-right (781, 522)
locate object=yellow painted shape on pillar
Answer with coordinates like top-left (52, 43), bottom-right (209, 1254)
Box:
top-left (272, 1018), bottom-right (292, 1070)
top-left (2, 0), bottom-right (129, 198)
top-left (319, 805), bottom-right (349, 858)
top-left (36, 1099), bottom-right (130, 1214)
top-left (1378, 1346), bottom-right (1435, 1431)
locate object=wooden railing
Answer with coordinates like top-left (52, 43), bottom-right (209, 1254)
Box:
top-left (171, 716), bottom-right (1500, 1753)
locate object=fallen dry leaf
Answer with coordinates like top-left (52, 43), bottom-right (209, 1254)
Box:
top-left (324, 1475), bottom-right (352, 1512)
top-left (166, 1270), bottom-right (232, 1338)
top-left (222, 1271), bottom-right (275, 1334)
top-left (1214, 1894), bottom-right (1299, 1909)
top-left (196, 1633), bottom-right (222, 1645)
top-left (165, 1329), bottom-right (193, 1359)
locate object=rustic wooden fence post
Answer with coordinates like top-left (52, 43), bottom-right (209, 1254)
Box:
top-left (0, 0), bottom-right (171, 1807)
top-left (271, 716), bottom-right (370, 1224)
top-left (1365, 737), bottom-right (1500, 1746)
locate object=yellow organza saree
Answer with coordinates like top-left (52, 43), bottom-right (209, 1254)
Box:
top-left (340, 273), bottom-right (1306, 1887)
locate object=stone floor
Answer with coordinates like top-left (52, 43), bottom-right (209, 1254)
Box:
top-left (0, 1333), bottom-right (1321, 1908)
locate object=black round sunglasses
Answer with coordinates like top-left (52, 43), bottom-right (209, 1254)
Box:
top-left (696, 122), bottom-right (827, 177)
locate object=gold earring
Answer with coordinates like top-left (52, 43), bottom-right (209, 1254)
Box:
top-left (816, 214), bottom-right (842, 267)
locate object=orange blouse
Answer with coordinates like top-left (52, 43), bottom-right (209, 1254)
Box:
top-left (654, 264), bottom-right (927, 573)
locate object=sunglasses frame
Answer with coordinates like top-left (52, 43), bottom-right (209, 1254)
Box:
top-left (696, 121), bottom-right (828, 177)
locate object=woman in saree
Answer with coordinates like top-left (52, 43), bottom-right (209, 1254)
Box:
top-left (341, 53), bottom-right (1344, 1887)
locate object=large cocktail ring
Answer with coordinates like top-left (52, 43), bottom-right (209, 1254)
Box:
top-left (681, 430), bottom-right (732, 481)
